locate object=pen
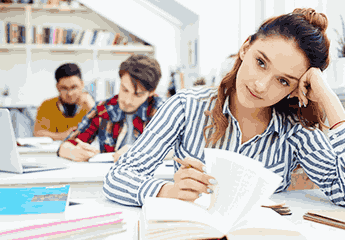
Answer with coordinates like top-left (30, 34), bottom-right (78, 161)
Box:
top-left (173, 156), bottom-right (192, 168)
top-left (173, 156), bottom-right (207, 173)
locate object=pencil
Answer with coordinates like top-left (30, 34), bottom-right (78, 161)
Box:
top-left (173, 157), bottom-right (192, 168)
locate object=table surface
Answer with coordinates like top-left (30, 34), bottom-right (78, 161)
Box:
top-left (2, 144), bottom-right (344, 239)
top-left (0, 189), bottom-right (343, 239)
top-left (0, 154), bottom-right (174, 185)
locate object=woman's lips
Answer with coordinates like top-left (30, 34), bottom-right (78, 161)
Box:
top-left (247, 87), bottom-right (262, 99)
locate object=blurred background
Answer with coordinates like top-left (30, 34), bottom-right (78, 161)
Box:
top-left (0, 0), bottom-right (344, 139)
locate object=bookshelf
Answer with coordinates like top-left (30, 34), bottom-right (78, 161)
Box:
top-left (0, 1), bottom-right (154, 106)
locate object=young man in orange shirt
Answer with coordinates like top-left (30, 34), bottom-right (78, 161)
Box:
top-left (34, 63), bottom-right (95, 141)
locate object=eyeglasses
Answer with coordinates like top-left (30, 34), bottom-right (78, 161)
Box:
top-left (58, 86), bottom-right (79, 94)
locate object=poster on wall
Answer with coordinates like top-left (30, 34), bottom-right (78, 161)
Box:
top-left (188, 39), bottom-right (198, 68)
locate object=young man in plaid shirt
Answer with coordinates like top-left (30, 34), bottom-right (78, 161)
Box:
top-left (58, 54), bottom-right (164, 162)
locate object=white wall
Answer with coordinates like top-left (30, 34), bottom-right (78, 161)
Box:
top-left (80, 0), bottom-right (183, 97)
top-left (175, 0), bottom-right (242, 79)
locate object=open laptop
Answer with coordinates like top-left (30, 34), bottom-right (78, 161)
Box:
top-left (0, 109), bottom-right (66, 174)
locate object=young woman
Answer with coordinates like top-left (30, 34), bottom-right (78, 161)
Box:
top-left (103, 8), bottom-right (345, 207)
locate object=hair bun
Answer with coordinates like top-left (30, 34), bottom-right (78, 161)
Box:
top-left (292, 8), bottom-right (328, 32)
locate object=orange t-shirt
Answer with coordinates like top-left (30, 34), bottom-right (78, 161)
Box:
top-left (35, 97), bottom-right (89, 133)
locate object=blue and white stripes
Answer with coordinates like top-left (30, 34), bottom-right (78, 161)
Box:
top-left (103, 87), bottom-right (345, 207)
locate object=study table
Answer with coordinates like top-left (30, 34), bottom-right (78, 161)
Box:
top-left (0, 189), bottom-right (343, 239)
top-left (0, 152), bottom-right (174, 199)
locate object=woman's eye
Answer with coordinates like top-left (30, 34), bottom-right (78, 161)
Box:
top-left (278, 78), bottom-right (290, 86)
top-left (256, 58), bottom-right (265, 68)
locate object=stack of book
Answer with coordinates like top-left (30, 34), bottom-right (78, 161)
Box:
top-left (31, 26), bottom-right (128, 46)
top-left (1, 22), bottom-right (26, 44)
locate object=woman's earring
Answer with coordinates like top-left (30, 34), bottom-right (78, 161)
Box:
top-left (287, 94), bottom-right (291, 99)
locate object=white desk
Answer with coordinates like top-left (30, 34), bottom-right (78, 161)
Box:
top-left (0, 154), bottom-right (174, 199)
top-left (269, 189), bottom-right (344, 239)
top-left (0, 189), bottom-right (343, 240)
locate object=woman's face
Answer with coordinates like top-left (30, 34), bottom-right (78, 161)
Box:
top-left (235, 36), bottom-right (309, 110)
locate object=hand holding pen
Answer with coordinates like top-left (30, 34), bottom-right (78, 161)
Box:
top-left (157, 156), bottom-right (218, 202)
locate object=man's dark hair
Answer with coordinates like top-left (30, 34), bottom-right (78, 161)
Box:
top-left (55, 63), bottom-right (82, 83)
top-left (119, 54), bottom-right (162, 92)
top-left (193, 77), bottom-right (206, 86)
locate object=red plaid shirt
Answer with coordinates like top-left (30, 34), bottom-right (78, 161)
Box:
top-left (61, 94), bottom-right (163, 153)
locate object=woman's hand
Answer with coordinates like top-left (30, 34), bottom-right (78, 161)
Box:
top-left (297, 67), bottom-right (345, 129)
top-left (297, 67), bottom-right (333, 108)
top-left (157, 157), bottom-right (217, 202)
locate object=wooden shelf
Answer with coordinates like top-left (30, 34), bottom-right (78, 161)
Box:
top-left (0, 3), bottom-right (89, 13)
top-left (0, 44), bottom-right (154, 54)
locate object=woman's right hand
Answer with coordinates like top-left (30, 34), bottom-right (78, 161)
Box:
top-left (157, 157), bottom-right (217, 202)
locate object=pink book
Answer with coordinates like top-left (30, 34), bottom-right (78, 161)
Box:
top-left (0, 212), bottom-right (125, 239)
top-left (52, 28), bottom-right (57, 44)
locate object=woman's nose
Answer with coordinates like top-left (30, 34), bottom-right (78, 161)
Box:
top-left (254, 77), bottom-right (270, 92)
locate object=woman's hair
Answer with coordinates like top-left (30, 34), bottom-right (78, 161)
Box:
top-left (204, 8), bottom-right (330, 145)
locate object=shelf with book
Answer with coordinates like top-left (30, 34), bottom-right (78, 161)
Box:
top-left (0, 2), bottom-right (154, 107)
top-left (0, 3), bottom-right (89, 13)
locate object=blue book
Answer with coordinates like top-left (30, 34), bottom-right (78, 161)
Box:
top-left (19, 25), bottom-right (26, 43)
top-left (66, 29), bottom-right (73, 44)
top-left (6, 23), bottom-right (10, 44)
top-left (90, 30), bottom-right (98, 45)
top-left (0, 185), bottom-right (70, 215)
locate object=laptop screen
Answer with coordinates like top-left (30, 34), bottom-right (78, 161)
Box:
top-left (0, 109), bottom-right (24, 173)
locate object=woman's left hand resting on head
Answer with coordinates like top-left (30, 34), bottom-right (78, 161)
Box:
top-left (296, 67), bottom-right (345, 129)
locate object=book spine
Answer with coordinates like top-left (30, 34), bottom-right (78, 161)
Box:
top-left (11, 23), bottom-right (19, 44)
top-left (0, 21), bottom-right (4, 44)
top-left (62, 29), bottom-right (67, 44)
top-left (113, 33), bottom-right (122, 45)
top-left (6, 22), bottom-right (11, 44)
top-left (43, 27), bottom-right (50, 44)
top-left (20, 25), bottom-right (26, 44)
top-left (77, 30), bottom-right (85, 45)
top-left (90, 30), bottom-right (98, 45)
top-left (52, 27), bottom-right (57, 44)
top-left (32, 26), bottom-right (36, 44)
top-left (36, 25), bottom-right (43, 44)
top-left (66, 29), bottom-right (73, 44)
top-left (49, 27), bottom-right (53, 44)
top-left (107, 32), bottom-right (114, 46)
top-left (70, 29), bottom-right (78, 44)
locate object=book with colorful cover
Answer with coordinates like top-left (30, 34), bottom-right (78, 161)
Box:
top-left (0, 185), bottom-right (70, 215)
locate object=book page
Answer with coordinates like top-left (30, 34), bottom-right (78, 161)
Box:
top-left (227, 206), bottom-right (306, 239)
top-left (143, 198), bottom-right (224, 239)
top-left (204, 148), bottom-right (283, 233)
top-left (88, 153), bottom-right (114, 163)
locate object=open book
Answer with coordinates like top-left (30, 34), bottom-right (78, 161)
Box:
top-left (142, 148), bottom-right (306, 240)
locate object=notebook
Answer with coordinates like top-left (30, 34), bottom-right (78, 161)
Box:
top-left (0, 185), bottom-right (71, 215)
top-left (0, 109), bottom-right (66, 174)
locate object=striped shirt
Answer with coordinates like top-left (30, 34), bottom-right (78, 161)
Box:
top-left (103, 87), bottom-right (345, 207)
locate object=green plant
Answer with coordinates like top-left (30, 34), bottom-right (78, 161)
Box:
top-left (334, 15), bottom-right (345, 57)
